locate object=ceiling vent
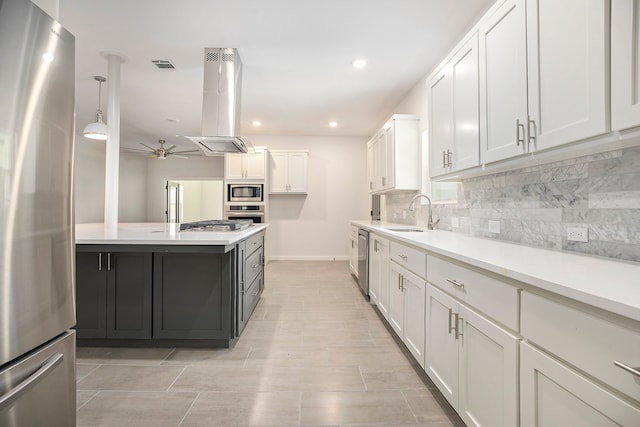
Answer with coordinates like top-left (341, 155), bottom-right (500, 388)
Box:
top-left (151, 60), bottom-right (176, 70)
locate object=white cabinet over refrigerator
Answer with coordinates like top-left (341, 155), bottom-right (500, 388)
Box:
top-left (269, 150), bottom-right (308, 194)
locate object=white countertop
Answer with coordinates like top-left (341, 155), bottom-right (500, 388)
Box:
top-left (353, 220), bottom-right (640, 322)
top-left (76, 223), bottom-right (268, 246)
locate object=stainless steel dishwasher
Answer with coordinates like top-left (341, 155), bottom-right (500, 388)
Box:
top-left (357, 229), bottom-right (369, 298)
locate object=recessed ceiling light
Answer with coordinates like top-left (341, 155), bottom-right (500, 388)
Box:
top-left (329, 121), bottom-right (338, 128)
top-left (166, 118), bottom-right (180, 123)
top-left (42, 52), bottom-right (54, 62)
top-left (352, 59), bottom-right (367, 69)
top-left (252, 121), bottom-right (262, 127)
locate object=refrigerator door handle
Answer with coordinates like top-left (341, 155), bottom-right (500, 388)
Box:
top-left (0, 353), bottom-right (63, 411)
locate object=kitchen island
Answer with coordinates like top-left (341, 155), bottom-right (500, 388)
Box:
top-left (75, 222), bottom-right (268, 348)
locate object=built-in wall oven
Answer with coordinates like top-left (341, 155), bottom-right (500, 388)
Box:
top-left (225, 204), bottom-right (265, 223)
top-left (228, 184), bottom-right (263, 202)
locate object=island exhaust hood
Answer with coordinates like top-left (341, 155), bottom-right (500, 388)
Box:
top-left (186, 48), bottom-right (253, 154)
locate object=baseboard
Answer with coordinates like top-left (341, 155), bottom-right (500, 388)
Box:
top-left (269, 256), bottom-right (349, 261)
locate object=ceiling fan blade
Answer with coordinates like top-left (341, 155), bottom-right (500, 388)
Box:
top-left (165, 144), bottom-right (177, 152)
top-left (171, 154), bottom-right (189, 159)
top-left (172, 150), bottom-right (201, 154)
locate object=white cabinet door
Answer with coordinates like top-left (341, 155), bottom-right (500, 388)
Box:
top-left (225, 153), bottom-right (245, 180)
top-left (425, 283), bottom-right (459, 407)
top-left (479, 0), bottom-right (528, 164)
top-left (244, 151), bottom-right (265, 180)
top-left (377, 242), bottom-right (391, 321)
top-left (403, 268), bottom-right (426, 368)
top-left (520, 342), bottom-right (640, 427)
top-left (374, 131), bottom-right (387, 190)
top-left (458, 305), bottom-right (518, 427)
top-left (287, 152), bottom-right (308, 193)
top-left (368, 234), bottom-right (389, 306)
top-left (526, 0), bottom-right (608, 150)
top-left (388, 264), bottom-right (405, 337)
top-left (269, 152), bottom-right (288, 193)
top-left (269, 151), bottom-right (307, 193)
top-left (612, 0), bottom-right (640, 130)
top-left (367, 142), bottom-right (376, 192)
top-left (382, 127), bottom-right (395, 190)
top-left (428, 67), bottom-right (453, 177)
top-left (451, 33), bottom-right (480, 172)
top-left (349, 233), bottom-right (358, 277)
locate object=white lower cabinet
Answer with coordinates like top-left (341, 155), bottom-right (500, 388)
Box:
top-left (368, 233), bottom-right (389, 310)
top-left (520, 342), bottom-right (640, 427)
top-left (389, 261), bottom-right (426, 368)
top-left (348, 226), bottom-right (358, 278)
top-left (425, 283), bottom-right (519, 426)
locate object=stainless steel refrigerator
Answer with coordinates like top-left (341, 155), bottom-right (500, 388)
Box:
top-left (0, 0), bottom-right (76, 425)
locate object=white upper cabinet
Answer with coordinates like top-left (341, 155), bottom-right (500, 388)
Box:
top-left (526, 0), bottom-right (609, 150)
top-left (225, 150), bottom-right (266, 181)
top-left (269, 151), bottom-right (308, 194)
top-left (367, 115), bottom-right (420, 194)
top-left (429, 33), bottom-right (480, 177)
top-left (478, 0), bottom-right (529, 164)
top-left (612, 0), bottom-right (640, 130)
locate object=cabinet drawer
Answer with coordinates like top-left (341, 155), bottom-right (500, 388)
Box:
top-left (244, 274), bottom-right (262, 321)
top-left (245, 232), bottom-right (264, 256)
top-left (427, 255), bottom-right (519, 331)
top-left (522, 291), bottom-right (640, 402)
top-left (390, 241), bottom-right (426, 278)
top-left (246, 246), bottom-right (263, 286)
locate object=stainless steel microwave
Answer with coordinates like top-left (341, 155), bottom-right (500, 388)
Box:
top-left (228, 184), bottom-right (263, 202)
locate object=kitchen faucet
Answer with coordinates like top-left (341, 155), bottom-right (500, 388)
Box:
top-left (408, 194), bottom-right (440, 230)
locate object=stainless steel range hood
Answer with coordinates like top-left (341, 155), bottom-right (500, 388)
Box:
top-left (186, 48), bottom-right (253, 154)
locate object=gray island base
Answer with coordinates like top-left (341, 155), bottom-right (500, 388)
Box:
top-left (74, 223), bottom-right (266, 348)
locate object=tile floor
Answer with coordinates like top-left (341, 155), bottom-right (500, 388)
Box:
top-left (76, 260), bottom-right (464, 427)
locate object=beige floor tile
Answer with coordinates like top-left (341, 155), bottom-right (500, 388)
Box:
top-left (76, 346), bottom-right (174, 365)
top-left (260, 365), bottom-right (366, 392)
top-left (301, 390), bottom-right (417, 425)
top-left (247, 347), bottom-right (330, 367)
top-left (76, 390), bottom-right (98, 410)
top-left (402, 389), bottom-right (456, 424)
top-left (361, 366), bottom-right (429, 390)
top-left (161, 347), bottom-right (250, 366)
top-left (77, 364), bottom-right (185, 391)
top-left (170, 365), bottom-right (266, 392)
top-left (76, 363), bottom-right (99, 382)
top-left (180, 391), bottom-right (300, 426)
top-left (76, 391), bottom-right (196, 427)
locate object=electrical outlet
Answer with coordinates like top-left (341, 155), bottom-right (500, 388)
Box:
top-left (567, 226), bottom-right (589, 243)
top-left (488, 220), bottom-right (501, 234)
top-left (451, 217), bottom-right (459, 228)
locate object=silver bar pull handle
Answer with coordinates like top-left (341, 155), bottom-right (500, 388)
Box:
top-left (455, 314), bottom-right (463, 339)
top-left (614, 361), bottom-right (640, 377)
top-left (0, 353), bottom-right (64, 411)
top-left (251, 291), bottom-right (259, 296)
top-left (107, 253), bottom-right (112, 271)
top-left (527, 115), bottom-right (536, 145)
top-left (447, 150), bottom-right (453, 167)
top-left (446, 278), bottom-right (465, 290)
top-left (442, 150), bottom-right (447, 168)
top-left (448, 308), bottom-right (454, 334)
top-left (516, 119), bottom-right (525, 146)
top-left (98, 253), bottom-right (102, 271)
top-left (398, 254), bottom-right (408, 261)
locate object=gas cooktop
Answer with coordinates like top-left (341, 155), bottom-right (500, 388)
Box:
top-left (179, 219), bottom-right (253, 232)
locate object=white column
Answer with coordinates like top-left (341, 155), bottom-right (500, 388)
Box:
top-left (104, 54), bottom-right (122, 230)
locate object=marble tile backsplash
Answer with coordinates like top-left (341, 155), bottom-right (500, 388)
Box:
top-left (383, 146), bottom-right (640, 263)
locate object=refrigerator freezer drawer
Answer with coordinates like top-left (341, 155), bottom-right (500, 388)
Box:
top-left (0, 330), bottom-right (76, 426)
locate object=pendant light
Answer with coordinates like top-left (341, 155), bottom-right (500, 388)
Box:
top-left (83, 76), bottom-right (107, 140)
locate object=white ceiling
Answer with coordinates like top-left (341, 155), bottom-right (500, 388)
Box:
top-left (58, 0), bottom-right (494, 151)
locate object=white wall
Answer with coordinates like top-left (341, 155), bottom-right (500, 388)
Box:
top-left (252, 135), bottom-right (370, 261)
top-left (146, 156), bottom-right (224, 222)
top-left (75, 142), bottom-right (148, 223)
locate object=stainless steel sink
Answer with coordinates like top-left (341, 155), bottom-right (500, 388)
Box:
top-left (386, 228), bottom-right (426, 232)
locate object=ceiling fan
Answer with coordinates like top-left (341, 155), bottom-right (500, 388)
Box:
top-left (130, 139), bottom-right (200, 160)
